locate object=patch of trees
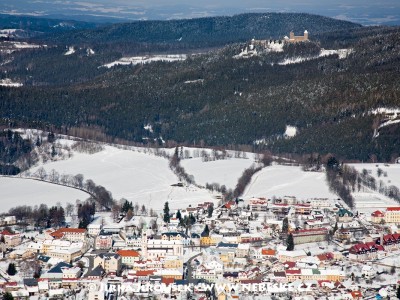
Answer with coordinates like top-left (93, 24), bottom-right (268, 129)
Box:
top-left (233, 165), bottom-right (263, 198)
top-left (9, 204), bottom-right (65, 228)
top-left (325, 157), bottom-right (354, 209)
top-left (0, 130), bottom-right (32, 171)
top-left (26, 169), bottom-right (114, 209)
top-left (78, 201), bottom-right (96, 229)
top-left (71, 141), bottom-right (104, 154)
top-left (169, 147), bottom-right (195, 185)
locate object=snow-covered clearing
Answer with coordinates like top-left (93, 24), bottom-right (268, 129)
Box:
top-left (102, 54), bottom-right (187, 68)
top-left (0, 78), bottom-right (22, 87)
top-left (284, 125), bottom-right (297, 138)
top-left (349, 163), bottom-right (400, 191)
top-left (278, 48), bottom-right (352, 65)
top-left (346, 163), bottom-right (400, 214)
top-left (352, 192), bottom-right (398, 214)
top-left (29, 145), bottom-right (217, 211)
top-left (181, 155), bottom-right (256, 189)
top-left (64, 46), bottom-right (75, 55)
top-left (0, 177), bottom-right (88, 212)
top-left (242, 165), bottom-right (336, 199)
top-left (6, 41), bottom-right (42, 49)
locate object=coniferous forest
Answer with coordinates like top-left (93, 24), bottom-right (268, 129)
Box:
top-left (0, 13), bottom-right (399, 163)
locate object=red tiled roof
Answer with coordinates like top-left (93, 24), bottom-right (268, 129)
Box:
top-left (50, 228), bottom-right (86, 239)
top-left (371, 210), bottom-right (385, 217)
top-left (286, 269), bottom-right (301, 275)
top-left (117, 250), bottom-right (140, 257)
top-left (387, 207), bottom-right (400, 211)
top-left (136, 270), bottom-right (155, 276)
top-left (283, 261), bottom-right (296, 269)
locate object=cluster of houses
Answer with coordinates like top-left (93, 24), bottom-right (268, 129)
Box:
top-left (0, 195), bottom-right (400, 299)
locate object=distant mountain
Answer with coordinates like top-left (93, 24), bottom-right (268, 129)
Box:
top-left (0, 14), bottom-right (98, 36)
top-left (43, 13), bottom-right (361, 48)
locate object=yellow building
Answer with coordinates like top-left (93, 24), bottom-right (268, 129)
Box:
top-left (163, 257), bottom-right (183, 269)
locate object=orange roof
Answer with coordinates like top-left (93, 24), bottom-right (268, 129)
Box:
top-left (351, 291), bottom-right (362, 299)
top-left (162, 277), bottom-right (175, 285)
top-left (117, 250), bottom-right (140, 257)
top-left (50, 228), bottom-right (86, 239)
top-left (261, 249), bottom-right (276, 256)
top-left (136, 270), bottom-right (155, 276)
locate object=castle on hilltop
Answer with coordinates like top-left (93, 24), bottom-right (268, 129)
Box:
top-left (285, 30), bottom-right (309, 43)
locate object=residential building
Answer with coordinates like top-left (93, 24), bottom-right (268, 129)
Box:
top-left (116, 249), bottom-right (141, 266)
top-left (94, 253), bottom-right (121, 274)
top-left (291, 228), bottom-right (328, 245)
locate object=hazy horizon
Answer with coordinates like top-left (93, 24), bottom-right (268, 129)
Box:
top-left (0, 0), bottom-right (399, 25)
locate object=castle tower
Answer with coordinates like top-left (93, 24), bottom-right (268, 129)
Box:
top-left (289, 31), bottom-right (294, 40)
top-left (304, 30), bottom-right (309, 40)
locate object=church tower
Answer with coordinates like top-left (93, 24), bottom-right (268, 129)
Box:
top-left (141, 225), bottom-right (148, 258)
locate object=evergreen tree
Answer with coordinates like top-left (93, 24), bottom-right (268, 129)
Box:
top-left (163, 202), bottom-right (170, 224)
top-left (282, 217), bottom-right (289, 234)
top-left (51, 145), bottom-right (56, 157)
top-left (3, 292), bottom-right (14, 300)
top-left (176, 210), bottom-right (182, 221)
top-left (207, 204), bottom-right (214, 218)
top-left (286, 234), bottom-right (295, 251)
top-left (7, 263), bottom-right (17, 275)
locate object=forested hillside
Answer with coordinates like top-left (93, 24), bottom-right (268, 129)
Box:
top-left (0, 14), bottom-right (98, 36)
top-left (0, 13), bottom-right (399, 162)
top-left (42, 13), bottom-right (361, 50)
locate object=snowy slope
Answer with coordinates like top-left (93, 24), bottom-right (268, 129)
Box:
top-left (352, 192), bottom-right (398, 214)
top-left (181, 156), bottom-right (256, 189)
top-left (349, 163), bottom-right (400, 190)
top-left (29, 145), bottom-right (217, 211)
top-left (243, 165), bottom-right (336, 199)
top-left (0, 177), bottom-right (88, 212)
top-left (348, 163), bottom-right (400, 213)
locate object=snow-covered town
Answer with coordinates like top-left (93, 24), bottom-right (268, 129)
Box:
top-left (0, 134), bottom-right (400, 300)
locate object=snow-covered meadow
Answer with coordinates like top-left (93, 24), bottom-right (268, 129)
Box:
top-left (27, 145), bottom-right (218, 211)
top-left (0, 177), bottom-right (88, 212)
top-left (181, 154), bottom-right (256, 190)
top-left (348, 163), bottom-right (400, 214)
top-left (242, 165), bottom-right (336, 199)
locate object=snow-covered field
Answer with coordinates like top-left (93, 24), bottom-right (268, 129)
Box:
top-left (348, 163), bottom-right (400, 214)
top-left (29, 145), bottom-right (217, 211)
top-left (102, 54), bottom-right (187, 68)
top-left (0, 177), bottom-right (88, 212)
top-left (181, 155), bottom-right (256, 189)
top-left (278, 48), bottom-right (352, 65)
top-left (242, 165), bottom-right (336, 199)
top-left (0, 78), bottom-right (23, 87)
top-left (352, 192), bottom-right (398, 214)
top-left (350, 163), bottom-right (400, 193)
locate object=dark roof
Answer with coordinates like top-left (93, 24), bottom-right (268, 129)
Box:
top-left (162, 232), bottom-right (188, 238)
top-left (23, 278), bottom-right (38, 287)
top-left (37, 255), bottom-right (51, 263)
top-left (97, 253), bottom-right (120, 260)
top-left (48, 262), bottom-right (72, 274)
top-left (191, 233), bottom-right (200, 238)
top-left (217, 242), bottom-right (238, 248)
top-left (86, 265), bottom-right (105, 278)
